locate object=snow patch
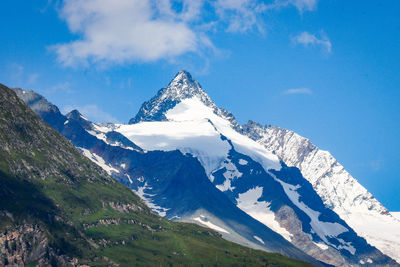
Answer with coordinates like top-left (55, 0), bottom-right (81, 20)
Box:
top-left (253, 235), bottom-right (265, 245)
top-left (193, 216), bottom-right (229, 234)
top-left (87, 129), bottom-right (108, 142)
top-left (80, 114), bottom-right (89, 121)
top-left (79, 148), bottom-right (119, 175)
top-left (134, 183), bottom-right (170, 217)
top-left (314, 242), bottom-right (329, 250)
top-left (126, 174), bottom-right (133, 184)
top-left (238, 159), bottom-right (248, 165)
top-left (236, 186), bottom-right (293, 241)
top-left (272, 175), bottom-right (355, 254)
top-left (214, 159), bottom-right (242, 192)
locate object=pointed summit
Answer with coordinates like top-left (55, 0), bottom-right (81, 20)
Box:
top-left (12, 88), bottom-right (60, 116)
top-left (165, 70), bottom-right (208, 100)
top-left (66, 109), bottom-right (93, 130)
top-left (171, 70), bottom-right (195, 83)
top-left (129, 70), bottom-right (213, 124)
top-left (129, 71), bottom-right (240, 128)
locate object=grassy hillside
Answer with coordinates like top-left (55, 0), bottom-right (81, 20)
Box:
top-left (0, 83), bottom-right (313, 266)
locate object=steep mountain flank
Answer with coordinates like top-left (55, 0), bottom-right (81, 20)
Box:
top-left (241, 121), bottom-right (400, 264)
top-left (0, 83), bottom-right (315, 266)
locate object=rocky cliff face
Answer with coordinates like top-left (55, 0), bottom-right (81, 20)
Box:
top-left (0, 224), bottom-right (48, 267)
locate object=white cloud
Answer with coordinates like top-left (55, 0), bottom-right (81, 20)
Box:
top-left (292, 31), bottom-right (332, 53)
top-left (52, 0), bottom-right (321, 66)
top-left (62, 104), bottom-right (119, 123)
top-left (283, 87), bottom-right (312, 95)
top-left (52, 0), bottom-right (208, 66)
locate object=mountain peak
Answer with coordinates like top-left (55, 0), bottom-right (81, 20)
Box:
top-left (129, 71), bottom-right (212, 124)
top-left (66, 109), bottom-right (93, 130)
top-left (129, 71), bottom-right (240, 129)
top-left (66, 109), bottom-right (83, 120)
top-left (172, 70), bottom-right (194, 83)
top-left (12, 87), bottom-right (60, 116)
top-left (166, 70), bottom-right (205, 99)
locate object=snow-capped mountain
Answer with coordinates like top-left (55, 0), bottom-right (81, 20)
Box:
top-left (13, 72), bottom-right (399, 267)
top-left (13, 88), bottom-right (320, 265)
top-left (241, 121), bottom-right (400, 264)
top-left (130, 70), bottom-right (240, 129)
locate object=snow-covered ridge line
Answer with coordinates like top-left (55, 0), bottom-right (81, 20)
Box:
top-left (117, 97), bottom-right (281, 176)
top-left (241, 123), bottom-right (400, 263)
top-left (112, 97), bottom-right (390, 265)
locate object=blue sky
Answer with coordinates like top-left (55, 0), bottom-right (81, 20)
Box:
top-left (1, 0), bottom-right (399, 210)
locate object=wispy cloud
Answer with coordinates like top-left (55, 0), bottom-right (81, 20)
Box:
top-left (8, 63), bottom-right (40, 88)
top-left (46, 82), bottom-right (74, 94)
top-left (27, 73), bottom-right (39, 85)
top-left (214, 0), bottom-right (268, 33)
top-left (292, 31), bottom-right (332, 53)
top-left (356, 159), bottom-right (384, 172)
top-left (51, 0), bottom-right (320, 67)
top-left (267, 0), bottom-right (318, 13)
top-left (369, 159), bottom-right (384, 172)
top-left (10, 63), bottom-right (24, 80)
top-left (283, 87), bottom-right (312, 95)
top-left (62, 104), bottom-right (119, 123)
top-left (288, 0), bottom-right (318, 12)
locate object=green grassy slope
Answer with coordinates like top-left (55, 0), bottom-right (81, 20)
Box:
top-left (0, 83), bottom-right (314, 266)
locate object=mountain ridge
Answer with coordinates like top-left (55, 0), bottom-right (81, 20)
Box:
top-left (12, 85), bottom-right (323, 265)
top-left (1, 83), bottom-right (316, 266)
top-left (12, 71), bottom-right (400, 266)
top-left (241, 121), bottom-right (400, 264)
